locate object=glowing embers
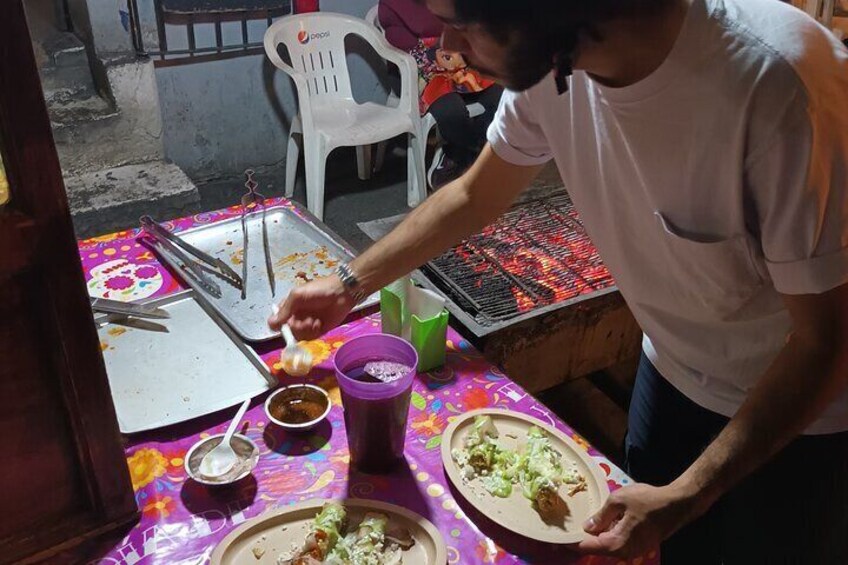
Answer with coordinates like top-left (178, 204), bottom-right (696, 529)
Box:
top-left (424, 192), bottom-right (613, 324)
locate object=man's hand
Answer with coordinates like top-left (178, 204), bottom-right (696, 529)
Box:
top-left (576, 482), bottom-right (705, 558)
top-left (267, 275), bottom-right (354, 341)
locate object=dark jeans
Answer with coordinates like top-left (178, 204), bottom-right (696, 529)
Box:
top-left (427, 85), bottom-right (503, 166)
top-left (626, 354), bottom-right (848, 565)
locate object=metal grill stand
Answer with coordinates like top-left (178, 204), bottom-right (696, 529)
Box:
top-left (412, 188), bottom-right (642, 395)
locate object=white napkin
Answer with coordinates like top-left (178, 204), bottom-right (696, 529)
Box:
top-left (386, 278), bottom-right (446, 340)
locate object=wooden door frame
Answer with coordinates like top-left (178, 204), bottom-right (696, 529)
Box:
top-left (0, 1), bottom-right (138, 562)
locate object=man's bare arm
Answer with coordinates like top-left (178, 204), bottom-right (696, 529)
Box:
top-left (676, 283), bottom-right (848, 506)
top-left (579, 282), bottom-right (848, 557)
top-left (269, 145), bottom-right (542, 338)
top-left (578, 284), bottom-right (848, 557)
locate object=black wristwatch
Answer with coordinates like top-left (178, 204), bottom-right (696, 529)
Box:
top-left (335, 262), bottom-right (368, 304)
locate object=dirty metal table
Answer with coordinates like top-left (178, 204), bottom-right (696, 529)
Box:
top-left (69, 199), bottom-right (659, 565)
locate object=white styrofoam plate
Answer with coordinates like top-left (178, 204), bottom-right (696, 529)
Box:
top-left (441, 408), bottom-right (610, 544)
top-left (210, 499), bottom-right (447, 565)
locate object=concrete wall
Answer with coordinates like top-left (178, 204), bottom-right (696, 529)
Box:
top-left (157, 54), bottom-right (298, 180)
top-left (84, 0), bottom-right (135, 57)
top-left (322, 0), bottom-right (373, 18)
top-left (66, 0), bottom-right (94, 46)
top-left (155, 0), bottom-right (387, 182)
top-left (54, 58), bottom-right (164, 174)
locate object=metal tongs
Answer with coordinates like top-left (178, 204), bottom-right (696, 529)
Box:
top-left (140, 215), bottom-right (243, 298)
top-left (240, 169), bottom-right (275, 299)
top-left (90, 296), bottom-right (171, 319)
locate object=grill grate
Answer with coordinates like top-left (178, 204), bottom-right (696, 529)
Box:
top-left (422, 191), bottom-right (614, 326)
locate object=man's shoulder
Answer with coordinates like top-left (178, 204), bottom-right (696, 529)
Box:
top-left (710, 0), bottom-right (846, 95)
top-left (686, 0), bottom-right (847, 143)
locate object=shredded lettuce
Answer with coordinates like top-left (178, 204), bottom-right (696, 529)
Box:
top-left (463, 414), bottom-right (499, 449)
top-left (453, 420), bottom-right (584, 507)
top-left (313, 503), bottom-right (347, 549)
top-left (481, 472), bottom-right (513, 497)
top-left (452, 416), bottom-right (518, 496)
top-left (326, 513), bottom-right (388, 565)
top-left (519, 426), bottom-right (562, 496)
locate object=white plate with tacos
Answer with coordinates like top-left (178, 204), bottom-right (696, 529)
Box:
top-left (441, 408), bottom-right (610, 544)
top-left (210, 499), bottom-right (447, 564)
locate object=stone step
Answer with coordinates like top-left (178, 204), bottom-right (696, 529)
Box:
top-left (50, 93), bottom-right (125, 174)
top-left (41, 64), bottom-right (97, 105)
top-left (65, 161), bottom-right (201, 239)
top-left (38, 32), bottom-right (98, 106)
top-left (51, 58), bottom-right (164, 175)
top-left (49, 93), bottom-right (118, 129)
top-left (41, 32), bottom-right (88, 68)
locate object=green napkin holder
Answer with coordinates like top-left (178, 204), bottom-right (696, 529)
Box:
top-left (380, 279), bottom-right (449, 372)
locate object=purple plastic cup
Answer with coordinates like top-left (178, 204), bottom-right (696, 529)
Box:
top-left (334, 333), bottom-right (418, 473)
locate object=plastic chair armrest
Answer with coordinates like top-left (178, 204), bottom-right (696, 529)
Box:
top-left (264, 34), bottom-right (315, 127)
top-left (374, 44), bottom-right (419, 117)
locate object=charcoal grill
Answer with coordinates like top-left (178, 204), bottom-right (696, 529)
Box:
top-left (416, 191), bottom-right (617, 337)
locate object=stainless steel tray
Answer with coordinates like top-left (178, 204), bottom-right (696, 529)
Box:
top-left (96, 291), bottom-right (275, 433)
top-left (146, 202), bottom-right (378, 342)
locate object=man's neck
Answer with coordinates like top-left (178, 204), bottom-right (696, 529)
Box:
top-left (577, 0), bottom-right (693, 88)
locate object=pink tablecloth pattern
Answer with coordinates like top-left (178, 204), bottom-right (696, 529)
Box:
top-left (79, 198), bottom-right (308, 301)
top-left (73, 203), bottom-right (658, 565)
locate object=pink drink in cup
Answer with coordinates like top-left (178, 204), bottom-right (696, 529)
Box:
top-left (334, 334), bottom-right (418, 473)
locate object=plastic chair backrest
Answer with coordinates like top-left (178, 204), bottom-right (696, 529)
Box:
top-left (365, 5), bottom-right (382, 32)
top-left (266, 12), bottom-right (386, 100)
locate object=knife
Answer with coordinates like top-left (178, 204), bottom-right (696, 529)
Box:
top-left (90, 297), bottom-right (171, 320)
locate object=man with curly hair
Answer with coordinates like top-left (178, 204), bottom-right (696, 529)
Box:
top-left (273, 1), bottom-right (848, 561)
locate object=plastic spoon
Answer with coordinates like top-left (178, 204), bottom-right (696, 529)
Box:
top-left (271, 304), bottom-right (314, 377)
top-left (280, 324), bottom-right (314, 376)
top-left (199, 398), bottom-right (250, 478)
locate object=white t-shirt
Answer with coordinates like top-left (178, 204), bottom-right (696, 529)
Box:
top-left (488, 0), bottom-right (848, 434)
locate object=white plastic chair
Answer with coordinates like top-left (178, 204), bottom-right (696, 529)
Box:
top-left (365, 5), bottom-right (381, 30)
top-left (364, 5), bottom-right (485, 177)
top-left (264, 12), bottom-right (427, 221)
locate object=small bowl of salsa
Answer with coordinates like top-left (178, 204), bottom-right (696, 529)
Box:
top-left (264, 383), bottom-right (331, 432)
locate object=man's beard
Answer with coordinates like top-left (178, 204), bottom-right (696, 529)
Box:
top-left (490, 27), bottom-right (582, 92)
top-left (500, 50), bottom-right (558, 92)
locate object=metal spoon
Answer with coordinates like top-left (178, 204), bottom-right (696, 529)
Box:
top-left (199, 398), bottom-right (251, 478)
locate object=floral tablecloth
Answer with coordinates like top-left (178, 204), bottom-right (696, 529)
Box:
top-left (71, 200), bottom-right (658, 565)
